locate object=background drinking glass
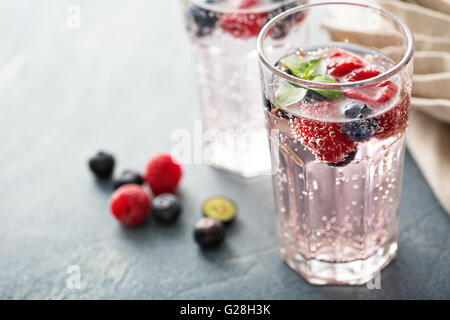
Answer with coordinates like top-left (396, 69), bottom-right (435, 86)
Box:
top-left (258, 2), bottom-right (414, 284)
top-left (180, 0), bottom-right (307, 177)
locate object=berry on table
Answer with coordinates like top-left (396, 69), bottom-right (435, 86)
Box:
top-left (109, 184), bottom-right (151, 227)
top-left (113, 169), bottom-right (143, 190)
top-left (194, 218), bottom-right (225, 248)
top-left (143, 154), bottom-right (183, 196)
top-left (88, 151), bottom-right (115, 179)
top-left (202, 197), bottom-right (237, 224)
top-left (152, 193), bottom-right (182, 224)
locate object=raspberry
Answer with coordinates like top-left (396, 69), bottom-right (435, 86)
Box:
top-left (374, 94), bottom-right (410, 139)
top-left (219, 0), bottom-right (268, 39)
top-left (344, 81), bottom-right (398, 104)
top-left (143, 154), bottom-right (182, 196)
top-left (293, 119), bottom-right (356, 163)
top-left (109, 185), bottom-right (151, 227)
top-left (345, 68), bottom-right (381, 82)
top-left (323, 49), bottom-right (365, 77)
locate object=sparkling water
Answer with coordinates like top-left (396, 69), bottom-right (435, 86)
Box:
top-left (182, 0), bottom-right (307, 176)
top-left (266, 45), bottom-right (410, 284)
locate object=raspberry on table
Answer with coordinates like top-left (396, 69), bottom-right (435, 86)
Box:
top-left (109, 184), bottom-right (151, 227)
top-left (143, 154), bottom-right (183, 196)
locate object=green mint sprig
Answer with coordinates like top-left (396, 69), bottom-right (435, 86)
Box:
top-left (279, 55), bottom-right (342, 103)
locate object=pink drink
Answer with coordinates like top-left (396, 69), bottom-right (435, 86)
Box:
top-left (267, 46), bottom-right (409, 284)
top-left (181, 0), bottom-right (307, 177)
top-left (258, 3), bottom-right (414, 284)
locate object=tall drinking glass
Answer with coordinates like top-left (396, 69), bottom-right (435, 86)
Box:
top-left (180, 0), bottom-right (307, 177)
top-left (257, 2), bottom-right (414, 284)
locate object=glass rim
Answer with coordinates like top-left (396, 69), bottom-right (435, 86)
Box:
top-left (256, 1), bottom-right (415, 90)
top-left (186, 0), bottom-right (301, 14)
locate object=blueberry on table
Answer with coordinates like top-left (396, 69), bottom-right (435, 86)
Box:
top-left (202, 197), bottom-right (237, 224)
top-left (113, 169), bottom-right (143, 189)
top-left (194, 218), bottom-right (225, 248)
top-left (88, 151), bottom-right (115, 179)
top-left (188, 5), bottom-right (218, 37)
top-left (341, 103), bottom-right (378, 142)
top-left (152, 193), bottom-right (182, 224)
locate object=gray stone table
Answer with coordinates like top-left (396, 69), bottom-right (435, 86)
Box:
top-left (0, 1), bottom-right (449, 299)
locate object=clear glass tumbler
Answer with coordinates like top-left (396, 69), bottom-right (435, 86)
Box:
top-left (180, 0), bottom-right (307, 177)
top-left (257, 2), bottom-right (414, 284)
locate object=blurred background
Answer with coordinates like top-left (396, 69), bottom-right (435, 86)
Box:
top-left (0, 0), bottom-right (449, 299)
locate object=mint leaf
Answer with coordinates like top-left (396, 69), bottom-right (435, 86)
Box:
top-left (310, 58), bottom-right (326, 75)
top-left (303, 65), bottom-right (315, 80)
top-left (275, 87), bottom-right (307, 108)
top-left (280, 55), bottom-right (310, 78)
top-left (280, 55), bottom-right (342, 102)
top-left (310, 75), bottom-right (342, 101)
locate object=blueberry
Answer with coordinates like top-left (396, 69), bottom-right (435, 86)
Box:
top-left (263, 96), bottom-right (290, 120)
top-left (341, 119), bottom-right (378, 142)
top-left (88, 151), bottom-right (115, 179)
top-left (343, 103), bottom-right (373, 119)
top-left (194, 218), bottom-right (225, 248)
top-left (327, 148), bottom-right (357, 167)
top-left (113, 169), bottom-right (143, 189)
top-left (152, 193), bottom-right (182, 224)
top-left (188, 5), bottom-right (218, 37)
top-left (303, 90), bottom-right (328, 104)
top-left (341, 103), bottom-right (378, 142)
top-left (263, 96), bottom-right (272, 110)
top-left (269, 19), bottom-right (293, 40)
top-left (269, 2), bottom-right (303, 39)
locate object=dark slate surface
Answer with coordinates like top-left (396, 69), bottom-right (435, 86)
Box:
top-left (0, 1), bottom-right (449, 300)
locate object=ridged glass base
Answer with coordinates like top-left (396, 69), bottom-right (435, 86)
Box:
top-left (280, 240), bottom-right (397, 285)
top-left (204, 139), bottom-right (271, 178)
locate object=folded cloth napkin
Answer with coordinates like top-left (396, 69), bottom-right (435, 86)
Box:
top-left (321, 0), bottom-right (450, 214)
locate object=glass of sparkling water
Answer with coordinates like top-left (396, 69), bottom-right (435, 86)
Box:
top-left (257, 2), bottom-right (414, 284)
top-left (180, 0), bottom-right (307, 177)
